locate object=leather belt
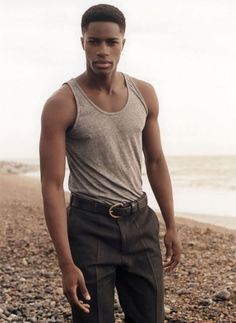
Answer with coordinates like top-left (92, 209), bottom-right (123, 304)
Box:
top-left (69, 193), bottom-right (148, 218)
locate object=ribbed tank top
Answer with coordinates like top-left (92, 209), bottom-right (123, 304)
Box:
top-left (64, 73), bottom-right (148, 205)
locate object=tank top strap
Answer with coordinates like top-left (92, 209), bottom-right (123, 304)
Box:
top-left (62, 78), bottom-right (82, 123)
top-left (123, 73), bottom-right (148, 115)
top-left (62, 78), bottom-right (80, 96)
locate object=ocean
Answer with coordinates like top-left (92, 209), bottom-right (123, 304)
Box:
top-left (25, 155), bottom-right (236, 230)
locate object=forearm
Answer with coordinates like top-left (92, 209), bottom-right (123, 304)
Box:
top-left (146, 156), bottom-right (176, 230)
top-left (41, 183), bottom-right (74, 270)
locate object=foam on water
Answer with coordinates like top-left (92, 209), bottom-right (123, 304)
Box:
top-left (24, 155), bottom-right (236, 229)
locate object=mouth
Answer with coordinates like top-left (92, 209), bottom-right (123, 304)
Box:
top-left (93, 61), bottom-right (112, 69)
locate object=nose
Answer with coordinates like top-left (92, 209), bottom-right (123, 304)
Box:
top-left (96, 41), bottom-right (109, 57)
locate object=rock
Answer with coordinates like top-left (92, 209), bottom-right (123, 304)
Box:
top-left (8, 313), bottom-right (18, 320)
top-left (3, 309), bottom-right (10, 316)
top-left (44, 271), bottom-right (54, 278)
top-left (164, 304), bottom-right (171, 314)
top-left (188, 268), bottom-right (198, 274)
top-left (198, 298), bottom-right (212, 306)
top-left (56, 287), bottom-right (63, 295)
top-left (28, 318), bottom-right (37, 323)
top-left (177, 288), bottom-right (189, 295)
top-left (188, 241), bottom-right (197, 246)
top-left (212, 289), bottom-right (231, 301)
top-left (22, 258), bottom-right (28, 266)
top-left (186, 282), bottom-right (199, 288)
top-left (0, 314), bottom-right (8, 321)
top-left (114, 304), bottom-right (119, 310)
top-left (229, 288), bottom-right (236, 302)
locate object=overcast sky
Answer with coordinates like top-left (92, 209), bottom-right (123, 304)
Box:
top-left (0, 0), bottom-right (235, 159)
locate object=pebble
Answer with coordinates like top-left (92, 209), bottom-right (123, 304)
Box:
top-left (177, 288), bottom-right (189, 295)
top-left (56, 287), bottom-right (63, 295)
top-left (22, 258), bottom-right (28, 266)
top-left (213, 289), bottom-right (231, 301)
top-left (50, 301), bottom-right (56, 307)
top-left (188, 241), bottom-right (197, 246)
top-left (230, 288), bottom-right (236, 302)
top-left (164, 304), bottom-right (171, 314)
top-left (198, 298), bottom-right (212, 306)
top-left (188, 268), bottom-right (198, 274)
top-left (8, 313), bottom-right (18, 320)
top-left (186, 282), bottom-right (199, 288)
top-left (1, 174), bottom-right (236, 323)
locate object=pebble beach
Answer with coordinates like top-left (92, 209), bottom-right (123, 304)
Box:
top-left (0, 163), bottom-right (236, 322)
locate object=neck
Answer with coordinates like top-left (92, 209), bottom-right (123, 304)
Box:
top-left (84, 69), bottom-right (119, 93)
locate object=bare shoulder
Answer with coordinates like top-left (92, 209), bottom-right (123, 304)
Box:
top-left (42, 84), bottom-right (76, 130)
top-left (130, 76), bottom-right (155, 93)
top-left (130, 76), bottom-right (159, 116)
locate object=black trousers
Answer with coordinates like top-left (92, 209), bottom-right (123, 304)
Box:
top-left (67, 202), bottom-right (164, 323)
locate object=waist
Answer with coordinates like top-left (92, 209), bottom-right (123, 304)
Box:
top-left (69, 192), bottom-right (148, 219)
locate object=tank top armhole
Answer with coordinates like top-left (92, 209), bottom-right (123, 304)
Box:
top-left (62, 79), bottom-right (81, 134)
top-left (123, 74), bottom-right (148, 115)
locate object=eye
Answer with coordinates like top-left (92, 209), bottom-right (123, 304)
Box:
top-left (88, 39), bottom-right (99, 45)
top-left (107, 40), bottom-right (119, 46)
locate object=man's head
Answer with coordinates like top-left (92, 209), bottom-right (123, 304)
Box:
top-left (81, 4), bottom-right (126, 35)
top-left (81, 4), bottom-right (126, 77)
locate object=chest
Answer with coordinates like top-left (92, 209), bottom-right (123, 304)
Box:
top-left (70, 97), bottom-right (147, 144)
top-left (81, 87), bottom-right (128, 113)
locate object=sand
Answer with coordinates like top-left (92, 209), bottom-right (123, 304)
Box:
top-left (0, 174), bottom-right (235, 322)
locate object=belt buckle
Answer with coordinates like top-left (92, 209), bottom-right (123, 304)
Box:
top-left (108, 203), bottom-right (123, 218)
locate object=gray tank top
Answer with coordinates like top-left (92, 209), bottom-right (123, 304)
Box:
top-left (64, 73), bottom-right (148, 205)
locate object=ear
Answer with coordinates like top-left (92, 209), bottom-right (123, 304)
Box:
top-left (80, 37), bottom-right (85, 50)
top-left (122, 38), bottom-right (126, 50)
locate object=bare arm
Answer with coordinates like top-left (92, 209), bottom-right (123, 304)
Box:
top-left (40, 93), bottom-right (71, 268)
top-left (134, 78), bottom-right (181, 272)
top-left (40, 86), bottom-right (91, 312)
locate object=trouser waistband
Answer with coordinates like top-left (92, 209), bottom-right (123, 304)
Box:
top-left (69, 193), bottom-right (148, 218)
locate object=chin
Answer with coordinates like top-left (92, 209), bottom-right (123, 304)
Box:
top-left (93, 68), bottom-right (114, 77)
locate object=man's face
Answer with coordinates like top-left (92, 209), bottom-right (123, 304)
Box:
top-left (81, 21), bottom-right (125, 76)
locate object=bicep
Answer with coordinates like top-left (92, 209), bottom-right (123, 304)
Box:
top-left (142, 89), bottom-right (164, 163)
top-left (40, 119), bottom-right (66, 187)
top-left (142, 115), bottom-right (164, 163)
top-left (39, 95), bottom-right (74, 187)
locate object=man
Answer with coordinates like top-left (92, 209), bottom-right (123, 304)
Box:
top-left (40, 4), bottom-right (180, 323)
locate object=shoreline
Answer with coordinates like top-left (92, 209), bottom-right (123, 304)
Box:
top-left (174, 214), bottom-right (236, 235)
top-left (1, 172), bottom-right (236, 233)
top-left (175, 212), bottom-right (236, 234)
top-left (1, 159), bottom-right (236, 231)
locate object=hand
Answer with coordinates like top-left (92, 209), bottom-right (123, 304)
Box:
top-left (163, 228), bottom-right (181, 273)
top-left (61, 263), bottom-right (91, 314)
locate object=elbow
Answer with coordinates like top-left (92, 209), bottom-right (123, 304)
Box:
top-left (41, 177), bottom-right (64, 198)
top-left (145, 154), bottom-right (165, 169)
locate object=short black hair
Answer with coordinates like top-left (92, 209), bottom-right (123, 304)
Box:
top-left (81, 4), bottom-right (126, 34)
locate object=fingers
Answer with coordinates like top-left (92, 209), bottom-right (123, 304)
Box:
top-left (163, 241), bottom-right (181, 273)
top-left (163, 254), bottom-right (179, 273)
top-left (165, 243), bottom-right (172, 262)
top-left (80, 283), bottom-right (91, 301)
top-left (163, 241), bottom-right (172, 270)
top-left (64, 286), bottom-right (91, 313)
top-left (62, 265), bottom-right (92, 314)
